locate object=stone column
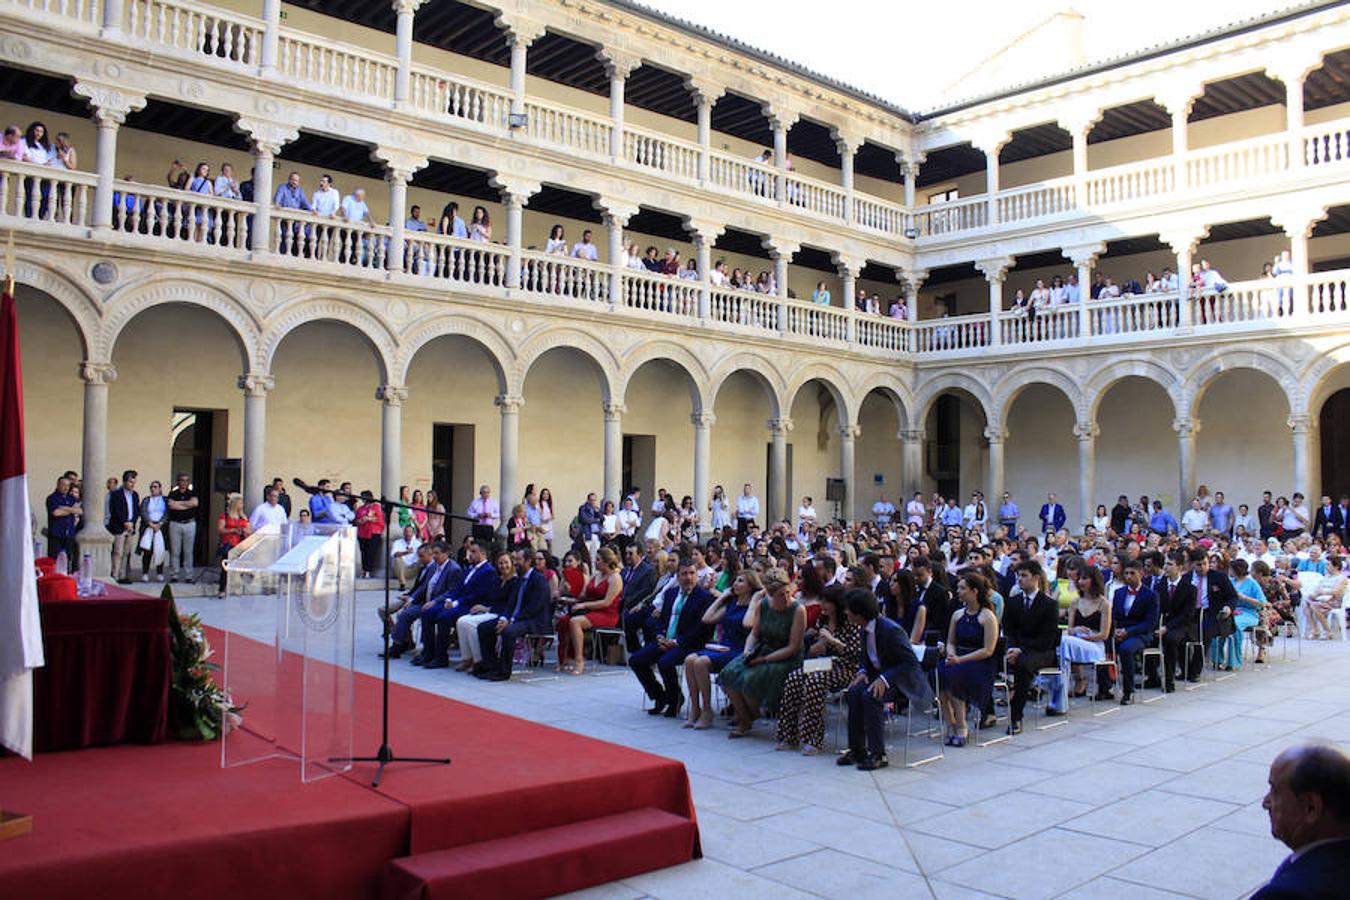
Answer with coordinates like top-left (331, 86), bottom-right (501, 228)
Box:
top-left (687, 77), bottom-right (723, 185)
top-left (1074, 420), bottom-right (1098, 533)
top-left (836, 135), bottom-right (856, 224)
top-left (603, 401), bottom-right (624, 506)
top-left (239, 373), bottom-right (274, 512)
top-left (835, 255), bottom-right (861, 342)
top-left (977, 134), bottom-right (1008, 226)
top-left (1271, 207), bottom-right (1325, 318)
top-left (985, 426), bottom-right (1006, 511)
top-left (767, 238), bottom-right (798, 333)
top-left (375, 149), bottom-right (427, 274)
top-left (901, 427), bottom-right (925, 498)
top-left (76, 362), bottom-right (116, 576)
top-left (392, 0), bottom-right (427, 108)
top-left (378, 385), bottom-right (407, 505)
top-left (1290, 414), bottom-right (1313, 499)
top-left (1159, 88), bottom-right (1197, 191)
top-left (765, 105), bottom-right (797, 206)
top-left (976, 257), bottom-right (1011, 347)
top-left (236, 118), bottom-right (299, 255)
top-left (598, 48), bottom-right (641, 161)
top-left (1173, 417), bottom-right (1200, 510)
top-left (901, 154), bottom-right (922, 210)
top-left (1063, 242), bottom-right (1103, 338)
top-left (496, 15), bottom-right (544, 118)
top-left (491, 176), bottom-right (540, 289)
top-left (496, 394), bottom-right (524, 528)
top-left (74, 82), bottom-right (146, 233)
top-left (1279, 66), bottom-right (1306, 167)
top-left (259, 0), bottom-right (280, 76)
top-left (597, 196), bottom-right (638, 309)
top-left (839, 424), bottom-right (859, 523)
top-left (767, 417), bottom-right (793, 525)
top-left (686, 219), bottom-right (722, 322)
top-left (102, 0), bottom-right (124, 37)
top-left (1163, 227), bottom-right (1205, 330)
top-left (904, 269), bottom-right (926, 323)
top-left (692, 412), bottom-right (715, 533)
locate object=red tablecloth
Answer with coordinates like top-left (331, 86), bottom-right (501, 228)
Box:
top-left (34, 584), bottom-right (171, 753)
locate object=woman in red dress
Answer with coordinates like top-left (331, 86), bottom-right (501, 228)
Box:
top-left (556, 546), bottom-right (622, 674)
top-left (216, 493), bottom-right (251, 598)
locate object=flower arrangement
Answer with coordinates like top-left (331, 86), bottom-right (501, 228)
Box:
top-left (166, 589), bottom-right (244, 741)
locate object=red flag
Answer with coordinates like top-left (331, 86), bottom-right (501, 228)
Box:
top-left (0, 290), bottom-right (43, 758)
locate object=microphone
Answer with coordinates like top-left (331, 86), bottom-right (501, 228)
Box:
top-left (292, 477), bottom-right (322, 496)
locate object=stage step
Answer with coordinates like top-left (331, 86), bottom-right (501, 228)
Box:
top-left (381, 806), bottom-right (697, 900)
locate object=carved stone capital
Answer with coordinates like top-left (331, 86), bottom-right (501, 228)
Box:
top-left (495, 394), bottom-right (525, 415)
top-left (73, 80), bottom-right (146, 126)
top-left (1063, 242), bottom-right (1106, 268)
top-left (239, 373), bottom-right (276, 397)
top-left (1161, 227), bottom-right (1209, 258)
top-left (984, 425), bottom-right (1008, 444)
top-left (691, 411), bottom-right (717, 429)
top-left (392, 0), bottom-right (428, 16)
top-left (1073, 421), bottom-right (1100, 441)
top-left (975, 256), bottom-right (1014, 283)
top-left (596, 47), bottom-right (643, 80)
top-left (902, 269), bottom-right (928, 290)
top-left (377, 384), bottom-right (408, 407)
top-left (1172, 417), bottom-right (1202, 438)
top-left (373, 147), bottom-right (428, 183)
top-left (495, 13), bottom-right (546, 48)
top-left (490, 174), bottom-right (541, 206)
top-left (603, 401), bottom-right (626, 420)
top-left (684, 75), bottom-right (725, 106)
top-left (768, 417), bottom-right (795, 435)
top-left (683, 218), bottom-right (725, 245)
top-left (838, 424), bottom-right (862, 441)
top-left (832, 253), bottom-right (865, 278)
top-left (79, 361), bottom-right (117, 385)
top-left (1155, 86), bottom-right (1203, 119)
top-left (595, 196), bottom-right (640, 227)
top-left (1288, 414), bottom-right (1313, 435)
top-left (1269, 206), bottom-right (1328, 240)
top-left (900, 428), bottom-right (926, 443)
top-left (235, 116), bottom-right (299, 157)
top-left (764, 237), bottom-right (800, 261)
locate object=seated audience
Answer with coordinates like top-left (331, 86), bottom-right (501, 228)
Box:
top-left (684, 570), bottom-right (761, 729)
top-left (630, 558), bottom-right (713, 717)
top-left (775, 585), bottom-right (860, 754)
top-left (717, 568), bottom-right (806, 737)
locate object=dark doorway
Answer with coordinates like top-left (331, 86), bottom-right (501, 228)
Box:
top-left (1320, 388), bottom-right (1350, 499)
top-left (623, 435), bottom-right (657, 512)
top-left (931, 395), bottom-right (961, 500)
top-left (433, 423), bottom-right (475, 546)
top-left (171, 408), bottom-right (227, 567)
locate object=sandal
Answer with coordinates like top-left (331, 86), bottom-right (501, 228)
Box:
top-left (693, 710), bottom-right (714, 730)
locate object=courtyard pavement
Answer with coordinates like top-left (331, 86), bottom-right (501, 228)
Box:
top-left (179, 590), bottom-right (1350, 900)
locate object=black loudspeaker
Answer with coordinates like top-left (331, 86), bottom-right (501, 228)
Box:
top-left (213, 457), bottom-right (242, 494)
top-left (826, 478), bottom-right (846, 502)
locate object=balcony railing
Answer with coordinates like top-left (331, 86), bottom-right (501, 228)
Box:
top-left (0, 160), bottom-right (95, 229)
top-left (128, 0), bottom-right (260, 67)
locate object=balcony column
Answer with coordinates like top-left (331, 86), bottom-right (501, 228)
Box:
top-left (392, 0), bottom-right (428, 109)
top-left (1173, 417), bottom-right (1200, 509)
top-left (901, 154), bottom-right (923, 209)
top-left (976, 133), bottom-right (1008, 226)
top-left (975, 256), bottom-right (1011, 348)
top-left (692, 411), bottom-right (715, 534)
top-left (839, 424), bottom-right (859, 523)
top-left (1074, 420), bottom-right (1098, 533)
top-left (901, 428), bottom-right (925, 498)
top-left (766, 238), bottom-right (799, 333)
top-left (492, 175), bottom-right (541, 289)
top-left (497, 394), bottom-right (524, 532)
top-left (73, 83), bottom-right (146, 233)
top-left (985, 426), bottom-right (1006, 512)
top-left (603, 402), bottom-right (625, 506)
top-left (1268, 60), bottom-right (1314, 168)
top-left (904, 268), bottom-right (926, 323)
top-left (495, 15), bottom-right (545, 118)
top-left (101, 0), bottom-right (124, 38)
top-left (686, 77), bottom-right (724, 185)
top-left (598, 48), bottom-right (642, 161)
top-left (1062, 110), bottom-right (1099, 206)
top-left (834, 130), bottom-right (859, 224)
top-left (834, 254), bottom-right (862, 343)
top-left (1158, 88), bottom-right (1198, 192)
top-left (378, 385), bottom-right (407, 505)
top-left (1163, 227), bottom-right (1206, 331)
top-left (375, 149), bottom-right (428, 275)
top-left (1290, 414), bottom-right (1314, 499)
top-left (1064, 242), bottom-right (1103, 338)
top-left (597, 196), bottom-right (638, 309)
top-left (767, 418), bottom-right (793, 526)
top-left (259, 0), bottom-right (280, 76)
top-left (766, 104), bottom-right (798, 206)
top-left (239, 373), bottom-right (274, 513)
top-left (76, 362), bottom-right (116, 576)
top-left (236, 117), bottom-right (299, 255)
top-left (685, 219), bottom-right (723, 323)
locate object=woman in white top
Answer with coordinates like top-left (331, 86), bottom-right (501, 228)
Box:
top-left (186, 161), bottom-right (215, 242)
top-left (538, 487), bottom-right (555, 551)
top-left (624, 242), bottom-right (645, 270)
top-left (469, 205), bottom-right (491, 242)
top-left (1048, 275), bottom-right (1067, 305)
top-left (544, 223), bottom-right (568, 255)
top-left (21, 121), bottom-right (52, 218)
top-left (1029, 279), bottom-right (1052, 312)
top-left (798, 497), bottom-right (817, 528)
top-left (616, 497), bottom-right (641, 547)
top-left (1305, 554), bottom-right (1347, 639)
top-left (709, 484), bottom-right (732, 532)
top-left (48, 132), bottom-right (76, 170)
top-left (214, 162), bottom-right (241, 200)
top-left (679, 258), bottom-right (699, 281)
top-left (1092, 504), bottom-right (1110, 535)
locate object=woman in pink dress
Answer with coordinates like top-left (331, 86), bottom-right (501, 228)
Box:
top-left (410, 489), bottom-right (429, 540)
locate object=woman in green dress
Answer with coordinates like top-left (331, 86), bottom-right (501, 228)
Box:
top-left (717, 568), bottom-right (807, 738)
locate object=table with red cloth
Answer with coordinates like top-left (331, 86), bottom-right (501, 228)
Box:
top-left (34, 584), bottom-right (171, 753)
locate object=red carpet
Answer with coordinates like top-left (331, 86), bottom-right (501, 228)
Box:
top-left (0, 627), bottom-right (699, 900)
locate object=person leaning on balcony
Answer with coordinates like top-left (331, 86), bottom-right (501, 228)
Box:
top-left (438, 200), bottom-right (467, 238)
top-left (186, 162), bottom-right (215, 242)
top-left (680, 259), bottom-right (698, 280)
top-left (273, 171), bottom-right (311, 253)
top-left (889, 296), bottom-right (907, 318)
top-left (642, 245), bottom-right (662, 273)
top-left (49, 132), bottom-right (76, 170)
top-left (0, 126), bottom-right (22, 160)
top-left (811, 281), bottom-right (830, 305)
top-left (545, 223), bottom-right (567, 255)
top-left (661, 248), bottom-right (680, 276)
top-left (214, 162), bottom-right (240, 200)
top-left (468, 205), bottom-right (490, 242)
top-left (571, 228), bottom-right (599, 261)
top-left (310, 173), bottom-right (341, 218)
top-left (710, 258), bottom-right (728, 286)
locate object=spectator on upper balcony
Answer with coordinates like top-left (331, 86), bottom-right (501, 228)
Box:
top-left (855, 287), bottom-right (868, 312)
top-left (749, 148), bottom-right (772, 196)
top-left (1160, 266), bottom-right (1179, 291)
top-left (572, 229), bottom-right (599, 261)
top-left (0, 126), bottom-right (22, 160)
top-left (545, 224), bottom-right (567, 255)
top-left (710, 259), bottom-right (727, 286)
top-left (1273, 250), bottom-right (1294, 280)
top-left (1063, 273), bottom-right (1081, 303)
top-left (1029, 279), bottom-right (1051, 310)
top-left (890, 296), bottom-right (907, 319)
top-left (310, 174), bottom-right (340, 218)
top-left (165, 159), bottom-right (188, 190)
top-left (341, 187), bottom-right (372, 226)
top-left (729, 267), bottom-right (744, 289)
top-left (679, 259), bottom-right (698, 281)
top-left (438, 201), bottom-right (467, 238)
top-left (625, 242), bottom-right (644, 270)
top-left (406, 205), bottom-right (427, 232)
top-left (1010, 289), bottom-right (1031, 315)
top-left (186, 162), bottom-right (215, 242)
top-left (755, 271), bottom-right (773, 295)
top-left (1089, 271), bottom-right (1105, 299)
top-left (1199, 260), bottom-right (1228, 294)
top-left (1145, 270), bottom-right (1161, 293)
top-left (1048, 275), bottom-right (1067, 305)
top-left (49, 132), bottom-right (76, 171)
top-left (214, 163), bottom-right (241, 201)
top-left (274, 171), bottom-right (311, 211)
top-left (811, 281), bottom-right (831, 305)
top-left (469, 205), bottom-right (491, 242)
top-left (642, 246), bottom-right (662, 273)
top-left (1099, 278), bottom-right (1121, 300)
top-left (661, 248), bottom-right (680, 276)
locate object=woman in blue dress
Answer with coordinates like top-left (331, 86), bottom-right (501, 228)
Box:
top-left (937, 571), bottom-right (999, 747)
top-left (684, 570), bottom-right (761, 729)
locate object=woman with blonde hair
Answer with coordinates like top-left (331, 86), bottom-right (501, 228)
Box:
top-left (556, 546), bottom-right (623, 674)
top-left (717, 567), bottom-right (807, 737)
top-left (216, 492), bottom-right (250, 598)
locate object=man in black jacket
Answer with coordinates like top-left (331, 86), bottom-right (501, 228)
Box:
top-left (629, 559), bottom-right (712, 716)
top-left (1184, 547), bottom-right (1237, 677)
top-left (107, 469), bottom-right (140, 584)
top-left (1156, 550), bottom-right (1198, 692)
top-left (475, 550), bottom-right (553, 681)
top-left (1002, 560), bottom-right (1059, 734)
top-left (1254, 742), bottom-right (1350, 899)
top-left (619, 542), bottom-right (659, 649)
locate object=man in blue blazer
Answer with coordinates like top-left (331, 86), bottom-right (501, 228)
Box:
top-left (106, 470), bottom-right (141, 584)
top-left (415, 539), bottom-right (499, 667)
top-left (1038, 493), bottom-right (1066, 535)
top-left (1111, 558), bottom-right (1158, 705)
top-left (1254, 742), bottom-right (1350, 899)
top-left (385, 541), bottom-right (460, 658)
top-left (475, 550), bottom-right (554, 681)
top-left (629, 559), bottom-right (713, 716)
top-left (838, 589), bottom-right (932, 771)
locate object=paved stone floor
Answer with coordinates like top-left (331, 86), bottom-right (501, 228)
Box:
top-left (181, 591), bottom-right (1350, 900)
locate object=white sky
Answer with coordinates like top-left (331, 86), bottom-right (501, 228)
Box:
top-left (643, 0), bottom-right (1298, 111)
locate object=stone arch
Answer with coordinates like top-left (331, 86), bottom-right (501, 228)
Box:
top-left (914, 371), bottom-right (995, 427)
top-left (785, 361), bottom-right (856, 430)
top-left (708, 351), bottom-right (787, 419)
top-left (854, 371), bottom-right (914, 431)
top-left (994, 365), bottom-right (1085, 425)
top-left (1084, 357), bottom-right (1183, 421)
top-left (393, 312), bottom-right (514, 395)
top-left (1179, 345), bottom-right (1298, 420)
top-left (515, 328), bottom-right (618, 404)
top-left (260, 297), bottom-right (397, 384)
top-left (101, 274), bottom-right (261, 373)
top-left (1291, 337), bottom-right (1350, 419)
top-left (10, 253), bottom-right (99, 359)
top-left (613, 340), bottom-right (712, 414)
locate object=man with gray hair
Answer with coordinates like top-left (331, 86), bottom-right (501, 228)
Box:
top-left (1255, 742), bottom-right (1350, 898)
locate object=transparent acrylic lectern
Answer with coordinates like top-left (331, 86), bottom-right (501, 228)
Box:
top-left (220, 523), bottom-right (356, 782)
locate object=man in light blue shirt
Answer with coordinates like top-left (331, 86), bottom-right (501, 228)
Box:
top-left (274, 171), bottom-right (311, 255)
top-left (998, 492), bottom-right (1020, 533)
top-left (309, 479), bottom-right (335, 523)
top-left (1149, 501), bottom-right (1179, 535)
top-left (939, 499), bottom-right (963, 528)
top-left (1209, 491), bottom-right (1235, 537)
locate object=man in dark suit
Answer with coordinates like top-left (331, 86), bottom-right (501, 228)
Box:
top-left (1002, 560), bottom-right (1059, 734)
top-left (1156, 550), bottom-right (1198, 692)
top-left (1312, 495), bottom-right (1344, 541)
top-left (385, 541), bottom-right (459, 658)
top-left (413, 539), bottom-right (495, 667)
top-left (475, 549), bottom-right (553, 681)
top-left (1039, 493), bottom-right (1066, 536)
top-left (107, 469), bottom-right (140, 584)
top-left (619, 542), bottom-right (659, 650)
top-left (1111, 558), bottom-right (1159, 705)
top-left (1183, 547), bottom-right (1237, 677)
top-left (910, 557), bottom-right (951, 645)
top-left (838, 589), bottom-right (932, 771)
top-left (629, 558), bottom-right (713, 716)
top-left (1254, 742), bottom-right (1350, 899)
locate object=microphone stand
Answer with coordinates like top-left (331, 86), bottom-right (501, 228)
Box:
top-left (293, 481), bottom-right (472, 787)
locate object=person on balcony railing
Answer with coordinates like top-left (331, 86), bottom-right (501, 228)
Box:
top-left (660, 248), bottom-right (680, 276)
top-left (50, 132), bottom-right (76, 172)
top-left (679, 259), bottom-right (698, 281)
top-left (571, 228), bottom-right (599, 261)
top-left (273, 171), bottom-right (311, 254)
top-left (310, 173), bottom-right (340, 218)
top-left (889, 296), bottom-right (907, 319)
top-left (1064, 272), bottom-right (1082, 303)
top-left (1049, 275), bottom-right (1068, 305)
top-left (544, 223), bottom-right (567, 255)
top-left (710, 259), bottom-right (728, 286)
top-left (20, 121), bottom-right (52, 218)
top-left (437, 200), bottom-right (467, 238)
top-left (213, 162), bottom-right (241, 201)
top-left (0, 125), bottom-right (21, 160)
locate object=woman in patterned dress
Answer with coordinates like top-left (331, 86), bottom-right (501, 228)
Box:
top-left (774, 585), bottom-right (860, 754)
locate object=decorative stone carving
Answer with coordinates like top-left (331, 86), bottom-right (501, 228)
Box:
top-left (239, 373), bottom-right (275, 397)
top-left (72, 80), bottom-right (147, 125)
top-left (79, 361), bottom-right (117, 385)
top-left (376, 384), bottom-right (408, 406)
top-left (235, 117), bottom-right (299, 156)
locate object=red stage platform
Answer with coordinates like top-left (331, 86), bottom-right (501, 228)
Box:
top-left (0, 632), bottom-right (700, 899)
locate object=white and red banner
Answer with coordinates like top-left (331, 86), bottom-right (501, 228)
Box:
top-left (0, 289), bottom-right (43, 758)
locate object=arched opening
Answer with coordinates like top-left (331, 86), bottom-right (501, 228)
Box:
top-left (1321, 388), bottom-right (1350, 501)
top-left (922, 389), bottom-right (988, 502)
top-left (710, 369), bottom-right (778, 522)
top-left (623, 358), bottom-right (701, 517)
top-left (520, 347), bottom-right (607, 516)
top-left (856, 389), bottom-right (903, 524)
top-left (786, 377), bottom-right (850, 521)
top-left (1195, 369), bottom-right (1291, 504)
top-left (1095, 377), bottom-right (1178, 510)
top-left (16, 284), bottom-right (87, 518)
top-left (1005, 384), bottom-right (1078, 523)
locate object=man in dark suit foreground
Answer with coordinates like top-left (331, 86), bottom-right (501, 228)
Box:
top-left (1254, 742), bottom-right (1350, 899)
top-left (629, 558), bottom-right (712, 717)
top-left (1002, 560), bottom-right (1060, 734)
top-left (1110, 558), bottom-right (1158, 705)
top-left (838, 589), bottom-right (932, 771)
top-left (475, 549), bottom-right (553, 681)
